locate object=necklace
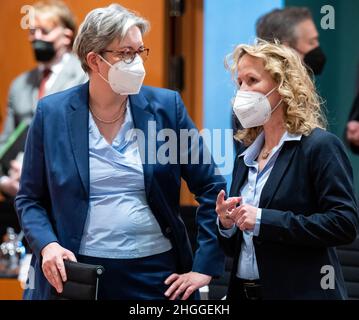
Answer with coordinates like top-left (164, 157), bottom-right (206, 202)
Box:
top-left (260, 147), bottom-right (273, 160)
top-left (89, 98), bottom-right (127, 124)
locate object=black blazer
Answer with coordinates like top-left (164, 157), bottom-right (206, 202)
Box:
top-left (219, 128), bottom-right (359, 300)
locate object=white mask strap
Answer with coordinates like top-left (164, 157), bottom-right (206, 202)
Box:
top-left (98, 54), bottom-right (112, 68)
top-left (271, 99), bottom-right (283, 113)
top-left (97, 54), bottom-right (112, 84)
top-left (98, 72), bottom-right (110, 84)
top-left (266, 86), bottom-right (282, 113)
top-left (265, 86), bottom-right (278, 97)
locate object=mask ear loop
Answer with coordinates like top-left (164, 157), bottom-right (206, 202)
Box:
top-left (98, 54), bottom-right (112, 67)
top-left (271, 99), bottom-right (283, 113)
top-left (97, 54), bottom-right (112, 84)
top-left (251, 86), bottom-right (278, 105)
top-left (265, 86), bottom-right (278, 97)
top-left (266, 86), bottom-right (283, 113)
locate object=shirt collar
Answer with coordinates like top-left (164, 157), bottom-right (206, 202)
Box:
top-left (239, 131), bottom-right (302, 165)
top-left (38, 52), bottom-right (70, 74)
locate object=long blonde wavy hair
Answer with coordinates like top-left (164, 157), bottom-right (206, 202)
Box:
top-left (226, 40), bottom-right (327, 146)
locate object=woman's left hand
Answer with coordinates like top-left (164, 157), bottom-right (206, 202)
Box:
top-left (164, 272), bottom-right (212, 300)
top-left (228, 204), bottom-right (258, 231)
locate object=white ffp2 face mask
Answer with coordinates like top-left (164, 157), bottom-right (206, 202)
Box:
top-left (232, 87), bottom-right (282, 128)
top-left (98, 54), bottom-right (146, 95)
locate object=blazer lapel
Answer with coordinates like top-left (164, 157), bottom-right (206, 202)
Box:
top-left (230, 155), bottom-right (249, 197)
top-left (259, 141), bottom-right (299, 208)
top-left (129, 91), bottom-right (155, 198)
top-left (67, 82), bottom-right (90, 197)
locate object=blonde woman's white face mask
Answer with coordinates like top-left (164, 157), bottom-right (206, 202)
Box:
top-left (233, 87), bottom-right (282, 128)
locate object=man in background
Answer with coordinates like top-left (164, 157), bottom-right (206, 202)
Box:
top-left (256, 6), bottom-right (326, 76)
top-left (0, 0), bottom-right (87, 197)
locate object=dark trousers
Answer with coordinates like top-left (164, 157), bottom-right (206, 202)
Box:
top-left (78, 249), bottom-right (198, 300)
top-left (229, 277), bottom-right (263, 301)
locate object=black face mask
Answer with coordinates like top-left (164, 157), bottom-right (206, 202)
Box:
top-left (32, 39), bottom-right (56, 62)
top-left (303, 46), bottom-right (326, 76)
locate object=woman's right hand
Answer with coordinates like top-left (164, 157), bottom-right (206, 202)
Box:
top-left (216, 190), bottom-right (241, 229)
top-left (41, 242), bottom-right (77, 293)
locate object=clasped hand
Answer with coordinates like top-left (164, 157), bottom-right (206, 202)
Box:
top-left (215, 190), bottom-right (257, 231)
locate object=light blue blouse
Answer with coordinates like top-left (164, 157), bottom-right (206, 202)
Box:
top-left (218, 131), bottom-right (302, 279)
top-left (79, 101), bottom-right (172, 259)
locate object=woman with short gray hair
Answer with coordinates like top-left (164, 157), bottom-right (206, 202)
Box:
top-left (16, 4), bottom-right (226, 300)
top-left (73, 4), bottom-right (150, 73)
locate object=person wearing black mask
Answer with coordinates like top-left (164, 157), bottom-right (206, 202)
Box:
top-left (232, 7), bottom-right (326, 152)
top-left (256, 7), bottom-right (326, 76)
top-left (0, 0), bottom-right (87, 198)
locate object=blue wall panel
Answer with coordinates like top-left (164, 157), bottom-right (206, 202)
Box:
top-left (203, 0), bottom-right (284, 188)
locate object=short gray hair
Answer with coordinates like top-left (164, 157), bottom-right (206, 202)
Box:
top-left (73, 4), bottom-right (150, 72)
top-left (256, 7), bottom-right (312, 47)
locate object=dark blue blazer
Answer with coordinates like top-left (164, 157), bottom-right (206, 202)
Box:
top-left (15, 82), bottom-right (226, 300)
top-left (219, 128), bottom-right (359, 300)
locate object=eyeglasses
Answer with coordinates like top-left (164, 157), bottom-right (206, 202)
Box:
top-left (101, 47), bottom-right (150, 64)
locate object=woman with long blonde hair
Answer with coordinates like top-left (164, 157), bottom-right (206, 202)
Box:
top-left (216, 40), bottom-right (358, 300)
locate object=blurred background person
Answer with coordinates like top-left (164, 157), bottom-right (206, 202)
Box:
top-left (0, 0), bottom-right (87, 198)
top-left (256, 6), bottom-right (326, 76)
top-left (347, 92), bottom-right (359, 154)
top-left (346, 58), bottom-right (359, 154)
